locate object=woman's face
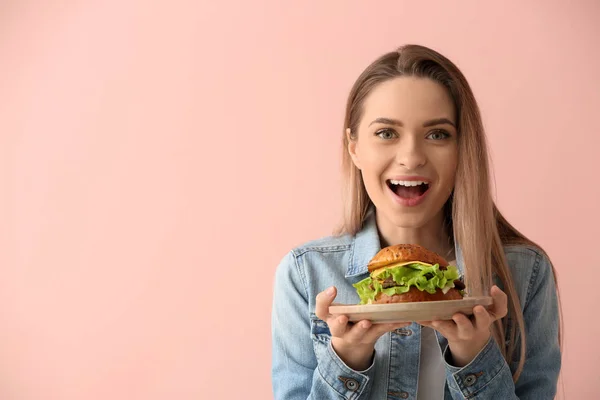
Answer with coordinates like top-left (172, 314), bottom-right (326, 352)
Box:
top-left (348, 76), bottom-right (458, 230)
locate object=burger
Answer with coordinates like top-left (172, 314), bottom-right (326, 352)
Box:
top-left (352, 244), bottom-right (466, 305)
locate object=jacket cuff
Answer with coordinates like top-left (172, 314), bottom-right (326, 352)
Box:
top-left (443, 336), bottom-right (511, 397)
top-left (316, 340), bottom-right (375, 399)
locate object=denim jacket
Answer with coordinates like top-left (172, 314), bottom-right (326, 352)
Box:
top-left (271, 211), bottom-right (561, 399)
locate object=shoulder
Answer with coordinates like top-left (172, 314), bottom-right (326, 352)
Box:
top-left (501, 244), bottom-right (556, 306)
top-left (290, 233), bottom-right (353, 257)
top-left (274, 233), bottom-right (355, 293)
top-left (503, 244), bottom-right (552, 275)
top-left (503, 244), bottom-right (546, 264)
top-left (275, 231), bottom-right (354, 266)
top-left (277, 233), bottom-right (354, 275)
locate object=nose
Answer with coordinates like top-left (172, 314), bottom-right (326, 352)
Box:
top-left (395, 137), bottom-right (426, 170)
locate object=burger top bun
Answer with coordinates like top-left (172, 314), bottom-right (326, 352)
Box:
top-left (367, 244), bottom-right (449, 273)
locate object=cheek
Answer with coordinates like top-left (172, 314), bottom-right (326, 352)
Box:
top-left (356, 145), bottom-right (388, 175)
top-left (434, 150), bottom-right (458, 187)
top-left (443, 157), bottom-right (458, 181)
top-left (356, 149), bottom-right (389, 197)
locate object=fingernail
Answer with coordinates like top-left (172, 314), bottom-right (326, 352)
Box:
top-left (326, 286), bottom-right (335, 296)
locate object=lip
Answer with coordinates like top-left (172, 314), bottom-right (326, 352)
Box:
top-left (386, 176), bottom-right (432, 207)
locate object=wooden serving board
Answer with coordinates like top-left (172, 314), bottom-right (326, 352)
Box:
top-left (329, 296), bottom-right (493, 324)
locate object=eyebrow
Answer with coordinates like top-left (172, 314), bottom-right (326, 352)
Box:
top-left (369, 117), bottom-right (456, 128)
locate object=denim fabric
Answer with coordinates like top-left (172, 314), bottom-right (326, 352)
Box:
top-left (271, 211), bottom-right (561, 399)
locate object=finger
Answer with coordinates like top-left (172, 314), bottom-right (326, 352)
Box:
top-left (329, 314), bottom-right (350, 337)
top-left (430, 320), bottom-right (458, 340)
top-left (315, 286), bottom-right (337, 321)
top-left (417, 320), bottom-right (433, 327)
top-left (452, 313), bottom-right (475, 340)
top-left (374, 321), bottom-right (411, 333)
top-left (338, 319), bottom-right (395, 344)
top-left (489, 285), bottom-right (508, 320)
top-left (473, 305), bottom-right (492, 331)
top-left (343, 319), bottom-right (373, 343)
top-left (362, 322), bottom-right (411, 343)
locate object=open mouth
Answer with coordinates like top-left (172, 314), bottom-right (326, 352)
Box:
top-left (386, 179), bottom-right (430, 199)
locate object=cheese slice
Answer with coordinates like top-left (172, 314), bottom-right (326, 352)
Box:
top-left (371, 261), bottom-right (434, 277)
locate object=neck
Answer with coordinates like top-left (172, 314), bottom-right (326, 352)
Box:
top-left (375, 210), bottom-right (455, 261)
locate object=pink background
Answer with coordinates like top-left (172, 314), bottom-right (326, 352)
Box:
top-left (1, 1), bottom-right (598, 399)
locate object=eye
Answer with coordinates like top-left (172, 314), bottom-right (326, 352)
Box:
top-left (427, 130), bottom-right (451, 140)
top-left (376, 129), bottom-right (397, 140)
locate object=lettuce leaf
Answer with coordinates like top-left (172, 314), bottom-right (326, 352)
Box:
top-left (352, 263), bottom-right (461, 305)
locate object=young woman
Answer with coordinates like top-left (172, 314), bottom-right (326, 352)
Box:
top-left (271, 44), bottom-right (561, 400)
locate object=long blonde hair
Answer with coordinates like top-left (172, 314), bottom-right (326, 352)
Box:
top-left (336, 44), bottom-right (562, 382)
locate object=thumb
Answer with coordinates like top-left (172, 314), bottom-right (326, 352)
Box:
top-left (489, 285), bottom-right (508, 320)
top-left (315, 286), bottom-right (337, 320)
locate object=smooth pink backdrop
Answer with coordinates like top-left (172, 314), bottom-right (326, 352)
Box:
top-left (1, 1), bottom-right (598, 399)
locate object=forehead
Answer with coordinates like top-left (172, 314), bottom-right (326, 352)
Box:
top-left (360, 77), bottom-right (456, 125)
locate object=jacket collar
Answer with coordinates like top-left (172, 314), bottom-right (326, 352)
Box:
top-left (345, 207), bottom-right (381, 278)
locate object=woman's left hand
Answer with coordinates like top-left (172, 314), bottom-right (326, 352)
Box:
top-left (418, 285), bottom-right (508, 367)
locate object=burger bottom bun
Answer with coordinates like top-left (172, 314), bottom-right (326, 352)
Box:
top-left (374, 287), bottom-right (463, 304)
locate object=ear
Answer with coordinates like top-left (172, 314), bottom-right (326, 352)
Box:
top-left (346, 128), bottom-right (361, 170)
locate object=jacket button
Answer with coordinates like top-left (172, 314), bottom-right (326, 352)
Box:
top-left (338, 376), bottom-right (360, 391)
top-left (464, 374), bottom-right (477, 387)
top-left (395, 328), bottom-right (412, 336)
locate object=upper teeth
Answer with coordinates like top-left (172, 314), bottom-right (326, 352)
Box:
top-left (390, 180), bottom-right (427, 187)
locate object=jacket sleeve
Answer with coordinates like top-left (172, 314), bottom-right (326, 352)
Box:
top-left (442, 251), bottom-right (561, 399)
top-left (271, 251), bottom-right (378, 400)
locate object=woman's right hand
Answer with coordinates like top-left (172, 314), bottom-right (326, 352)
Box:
top-left (315, 286), bottom-right (411, 371)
